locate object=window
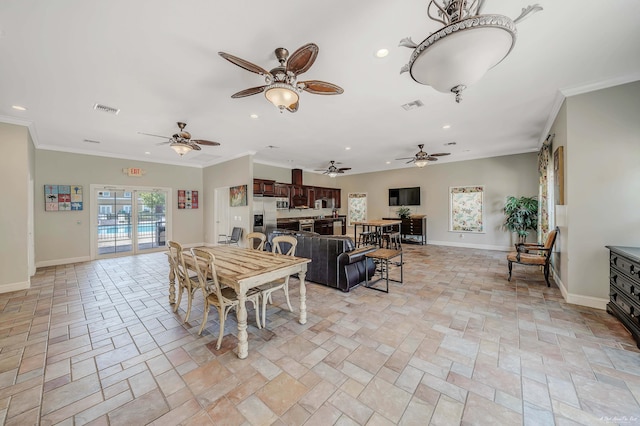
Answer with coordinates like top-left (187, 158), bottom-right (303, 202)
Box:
top-left (449, 186), bottom-right (484, 233)
top-left (99, 205), bottom-right (112, 214)
top-left (123, 191), bottom-right (132, 198)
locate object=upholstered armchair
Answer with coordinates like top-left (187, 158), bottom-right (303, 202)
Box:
top-left (507, 227), bottom-right (558, 287)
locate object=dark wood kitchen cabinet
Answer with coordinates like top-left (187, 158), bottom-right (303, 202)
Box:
top-left (274, 184), bottom-right (289, 198)
top-left (607, 246), bottom-right (640, 348)
top-left (253, 179), bottom-right (275, 196)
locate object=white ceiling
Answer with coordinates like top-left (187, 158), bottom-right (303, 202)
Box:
top-left (1, 0), bottom-right (639, 175)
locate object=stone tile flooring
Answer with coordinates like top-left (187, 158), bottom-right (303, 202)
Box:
top-left (1, 245), bottom-right (640, 425)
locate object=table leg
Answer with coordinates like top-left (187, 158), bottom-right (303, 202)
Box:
top-left (168, 261), bottom-right (176, 304)
top-left (299, 269), bottom-right (307, 325)
top-left (236, 291), bottom-right (248, 359)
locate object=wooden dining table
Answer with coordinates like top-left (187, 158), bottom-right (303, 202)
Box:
top-left (352, 219), bottom-right (402, 247)
top-left (168, 246), bottom-right (311, 359)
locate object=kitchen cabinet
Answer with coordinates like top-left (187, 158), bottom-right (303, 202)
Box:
top-left (333, 189), bottom-right (341, 208)
top-left (306, 187), bottom-right (316, 207)
top-left (274, 184), bottom-right (289, 198)
top-left (253, 179), bottom-right (275, 196)
top-left (607, 246), bottom-right (640, 348)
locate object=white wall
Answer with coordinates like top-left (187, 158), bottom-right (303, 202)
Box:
top-left (35, 150), bottom-right (203, 265)
top-left (338, 153), bottom-right (539, 250)
top-left (203, 155), bottom-right (252, 246)
top-left (0, 123), bottom-right (33, 292)
top-left (562, 81), bottom-right (640, 306)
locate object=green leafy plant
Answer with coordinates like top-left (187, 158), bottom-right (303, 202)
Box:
top-left (396, 206), bottom-right (411, 219)
top-left (503, 196), bottom-right (538, 243)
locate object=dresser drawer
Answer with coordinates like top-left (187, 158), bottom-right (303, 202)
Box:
top-left (610, 270), bottom-right (638, 300)
top-left (611, 252), bottom-right (640, 281)
top-left (610, 289), bottom-right (640, 327)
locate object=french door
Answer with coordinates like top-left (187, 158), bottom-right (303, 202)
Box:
top-left (92, 185), bottom-right (170, 257)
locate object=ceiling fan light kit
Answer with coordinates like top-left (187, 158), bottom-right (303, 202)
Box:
top-left (170, 141), bottom-right (193, 156)
top-left (140, 122), bottom-right (220, 156)
top-left (400, 0), bottom-right (542, 103)
top-left (397, 144), bottom-right (451, 167)
top-left (315, 160), bottom-right (351, 177)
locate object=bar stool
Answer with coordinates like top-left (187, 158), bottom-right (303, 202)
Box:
top-left (382, 232), bottom-right (402, 250)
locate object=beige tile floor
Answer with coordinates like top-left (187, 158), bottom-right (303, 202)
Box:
top-left (1, 244), bottom-right (640, 425)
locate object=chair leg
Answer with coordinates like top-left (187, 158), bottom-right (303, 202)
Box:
top-left (251, 298), bottom-right (261, 329)
top-left (198, 301), bottom-right (209, 335)
top-left (174, 286), bottom-right (183, 313)
top-left (544, 264), bottom-right (551, 287)
top-left (216, 306), bottom-right (225, 350)
top-left (184, 290), bottom-right (193, 323)
top-left (508, 261), bottom-right (513, 281)
top-left (283, 283), bottom-right (293, 312)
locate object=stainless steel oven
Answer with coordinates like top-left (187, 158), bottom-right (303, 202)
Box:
top-left (299, 219), bottom-right (314, 232)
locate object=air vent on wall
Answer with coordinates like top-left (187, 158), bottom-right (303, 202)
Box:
top-left (401, 100), bottom-right (424, 111)
top-left (93, 103), bottom-right (120, 115)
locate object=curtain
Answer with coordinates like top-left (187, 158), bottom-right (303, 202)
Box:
top-left (537, 135), bottom-right (553, 244)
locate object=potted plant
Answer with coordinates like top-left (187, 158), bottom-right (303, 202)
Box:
top-left (396, 206), bottom-right (411, 219)
top-left (503, 196), bottom-right (538, 244)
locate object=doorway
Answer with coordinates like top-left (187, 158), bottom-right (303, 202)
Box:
top-left (92, 185), bottom-right (170, 258)
top-left (214, 187), bottom-right (229, 244)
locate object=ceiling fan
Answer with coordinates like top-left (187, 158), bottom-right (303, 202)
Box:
top-left (314, 161), bottom-right (351, 178)
top-left (219, 43), bottom-right (343, 113)
top-left (139, 122), bottom-right (220, 156)
top-left (397, 144), bottom-right (450, 168)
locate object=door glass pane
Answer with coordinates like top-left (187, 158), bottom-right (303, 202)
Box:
top-left (136, 191), bottom-right (166, 251)
top-left (97, 190), bottom-right (133, 255)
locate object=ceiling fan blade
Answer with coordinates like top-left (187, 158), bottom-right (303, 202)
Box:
top-left (426, 156), bottom-right (439, 161)
top-left (429, 152), bottom-right (451, 157)
top-left (299, 80), bottom-right (344, 95)
top-left (190, 144), bottom-right (202, 151)
top-left (218, 52), bottom-right (271, 76)
top-left (405, 159), bottom-right (415, 164)
top-left (396, 157), bottom-right (414, 160)
top-left (192, 140), bottom-right (220, 146)
top-left (138, 132), bottom-right (171, 140)
top-left (231, 85), bottom-right (267, 98)
top-left (338, 167), bottom-right (351, 171)
top-left (155, 141), bottom-right (171, 146)
top-left (286, 43), bottom-right (318, 75)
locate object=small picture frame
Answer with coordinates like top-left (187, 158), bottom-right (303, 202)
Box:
top-left (230, 185), bottom-right (247, 207)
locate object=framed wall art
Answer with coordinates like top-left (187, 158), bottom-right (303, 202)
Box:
top-left (230, 185), bottom-right (247, 207)
top-left (553, 146), bottom-right (565, 205)
top-left (177, 190), bottom-right (198, 209)
top-left (449, 185), bottom-right (484, 233)
top-left (45, 185), bottom-right (83, 211)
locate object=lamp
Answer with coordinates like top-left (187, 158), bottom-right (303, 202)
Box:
top-left (265, 83), bottom-right (299, 112)
top-left (328, 171), bottom-right (338, 178)
top-left (170, 141), bottom-right (193, 156)
top-left (400, 1), bottom-right (542, 102)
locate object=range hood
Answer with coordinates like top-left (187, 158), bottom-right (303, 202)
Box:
top-left (291, 169), bottom-right (308, 207)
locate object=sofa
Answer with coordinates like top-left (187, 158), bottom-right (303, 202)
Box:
top-left (267, 229), bottom-right (377, 292)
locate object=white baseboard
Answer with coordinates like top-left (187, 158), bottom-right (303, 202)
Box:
top-left (36, 256), bottom-right (91, 268)
top-left (428, 240), bottom-right (511, 252)
top-left (552, 269), bottom-right (607, 310)
top-left (0, 280), bottom-right (30, 294)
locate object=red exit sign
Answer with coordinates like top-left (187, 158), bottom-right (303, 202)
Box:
top-left (123, 167), bottom-right (145, 177)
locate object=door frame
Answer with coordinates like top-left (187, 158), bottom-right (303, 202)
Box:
top-left (90, 184), bottom-right (172, 259)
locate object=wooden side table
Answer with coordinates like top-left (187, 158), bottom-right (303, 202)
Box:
top-left (364, 249), bottom-right (403, 293)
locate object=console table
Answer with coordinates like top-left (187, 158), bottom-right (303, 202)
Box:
top-left (382, 216), bottom-right (427, 245)
top-left (606, 245), bottom-right (640, 348)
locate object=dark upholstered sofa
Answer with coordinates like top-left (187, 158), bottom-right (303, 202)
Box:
top-left (267, 229), bottom-right (376, 292)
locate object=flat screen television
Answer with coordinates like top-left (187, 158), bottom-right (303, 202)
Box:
top-left (389, 187), bottom-right (420, 206)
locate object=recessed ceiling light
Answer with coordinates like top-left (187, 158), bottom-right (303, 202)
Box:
top-left (345, 147), bottom-right (351, 151)
top-left (386, 161), bottom-right (391, 164)
top-left (375, 48), bottom-right (389, 58)
top-left (12, 105), bottom-right (27, 111)
top-left (250, 114), bottom-right (258, 119)
top-left (442, 124), bottom-right (451, 129)
top-left (145, 151), bottom-right (151, 155)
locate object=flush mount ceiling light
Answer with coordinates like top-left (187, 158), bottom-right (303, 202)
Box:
top-left (400, 1), bottom-right (542, 103)
top-left (219, 43), bottom-right (343, 113)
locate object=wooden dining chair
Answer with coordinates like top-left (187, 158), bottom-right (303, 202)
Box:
top-left (190, 248), bottom-right (262, 347)
top-left (167, 240), bottom-right (199, 322)
top-left (246, 232), bottom-right (266, 251)
top-left (257, 235), bottom-right (297, 327)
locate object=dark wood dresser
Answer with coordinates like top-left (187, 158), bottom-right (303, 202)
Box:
top-left (606, 246), bottom-right (640, 348)
top-left (383, 216), bottom-right (427, 245)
